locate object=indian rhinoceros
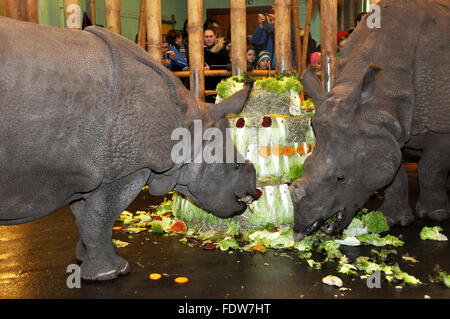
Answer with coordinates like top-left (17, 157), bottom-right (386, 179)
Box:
top-left (0, 17), bottom-right (256, 280)
top-left (291, 0), bottom-right (450, 240)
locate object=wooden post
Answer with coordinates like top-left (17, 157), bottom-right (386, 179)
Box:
top-left (89, 0), bottom-right (96, 26)
top-left (64, 0), bottom-right (81, 30)
top-left (2, 0), bottom-right (21, 19)
top-left (320, 0), bottom-right (338, 89)
top-left (348, 0), bottom-right (355, 29)
top-left (146, 0), bottom-right (161, 60)
top-left (105, 0), bottom-right (121, 35)
top-left (291, 0), bottom-right (302, 74)
top-left (274, 0), bottom-right (292, 73)
top-left (230, 0), bottom-right (247, 75)
top-left (340, 0), bottom-right (345, 31)
top-left (301, 0), bottom-right (313, 72)
top-left (22, 0), bottom-right (39, 23)
top-left (137, 0), bottom-right (147, 49)
top-left (187, 0), bottom-right (205, 102)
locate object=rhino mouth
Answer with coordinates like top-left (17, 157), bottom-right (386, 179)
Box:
top-left (319, 210), bottom-right (345, 235)
top-left (238, 195), bottom-right (254, 205)
top-left (294, 209), bottom-right (346, 241)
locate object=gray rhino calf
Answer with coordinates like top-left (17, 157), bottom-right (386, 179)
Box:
top-left (0, 18), bottom-right (256, 280)
top-left (291, 0), bottom-right (449, 240)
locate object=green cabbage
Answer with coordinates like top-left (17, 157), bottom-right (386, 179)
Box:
top-left (362, 211), bottom-right (389, 234)
top-left (420, 226), bottom-right (448, 241)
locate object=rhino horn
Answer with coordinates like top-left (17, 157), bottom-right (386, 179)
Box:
top-left (302, 67), bottom-right (326, 106)
top-left (210, 82), bottom-right (253, 120)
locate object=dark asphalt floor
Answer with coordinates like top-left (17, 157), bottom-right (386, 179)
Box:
top-left (0, 163), bottom-right (449, 300)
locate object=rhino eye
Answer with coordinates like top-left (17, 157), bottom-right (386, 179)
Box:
top-left (337, 175), bottom-right (345, 183)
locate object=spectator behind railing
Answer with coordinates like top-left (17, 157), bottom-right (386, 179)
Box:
top-left (204, 27), bottom-right (231, 102)
top-left (166, 29), bottom-right (189, 71)
top-left (251, 6), bottom-right (296, 70)
top-left (256, 50), bottom-right (272, 70)
top-left (226, 45), bottom-right (257, 72)
top-left (160, 31), bottom-right (188, 72)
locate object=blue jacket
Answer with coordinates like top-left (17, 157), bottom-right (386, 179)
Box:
top-left (251, 24), bottom-right (296, 69)
top-left (167, 45), bottom-right (188, 71)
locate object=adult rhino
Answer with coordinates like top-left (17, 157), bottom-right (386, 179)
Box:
top-left (0, 17), bottom-right (256, 280)
top-left (291, 0), bottom-right (450, 240)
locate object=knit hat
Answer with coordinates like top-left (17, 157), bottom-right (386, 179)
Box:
top-left (337, 30), bottom-right (349, 43)
top-left (310, 52), bottom-right (321, 64)
top-left (257, 50), bottom-right (272, 65)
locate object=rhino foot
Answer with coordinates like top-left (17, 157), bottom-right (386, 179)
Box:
top-left (383, 208), bottom-right (415, 227)
top-left (76, 240), bottom-right (119, 262)
top-left (80, 255), bottom-right (130, 281)
top-left (416, 202), bottom-right (450, 221)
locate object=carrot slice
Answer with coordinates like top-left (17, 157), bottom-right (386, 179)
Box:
top-left (259, 146), bottom-right (270, 158)
top-left (149, 273), bottom-right (162, 280)
top-left (252, 245), bottom-right (266, 252)
top-left (297, 144), bottom-right (304, 155)
top-left (112, 226), bottom-right (122, 231)
top-left (307, 144), bottom-right (312, 154)
top-left (175, 277), bottom-right (189, 284)
top-left (283, 146), bottom-right (294, 156)
top-left (272, 144), bottom-right (283, 156)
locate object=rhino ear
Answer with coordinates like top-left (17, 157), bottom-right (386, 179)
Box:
top-left (147, 170), bottom-right (180, 196)
top-left (302, 67), bottom-right (326, 106)
top-left (210, 83), bottom-right (253, 120)
top-left (359, 64), bottom-right (382, 104)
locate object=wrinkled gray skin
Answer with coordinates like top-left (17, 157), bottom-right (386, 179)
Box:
top-left (291, 0), bottom-right (450, 240)
top-left (0, 18), bottom-right (256, 280)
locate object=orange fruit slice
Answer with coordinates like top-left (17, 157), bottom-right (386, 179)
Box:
top-left (283, 146), bottom-right (294, 156)
top-left (272, 144), bottom-right (283, 156)
top-left (149, 273), bottom-right (162, 280)
top-left (297, 144), bottom-right (304, 155)
top-left (259, 146), bottom-right (270, 158)
top-left (174, 276), bottom-right (189, 284)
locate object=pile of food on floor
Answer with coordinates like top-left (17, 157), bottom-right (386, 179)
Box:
top-left (112, 192), bottom-right (449, 289)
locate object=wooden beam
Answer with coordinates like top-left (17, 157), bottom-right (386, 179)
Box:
top-left (105, 0), bottom-right (121, 35)
top-left (230, 0), bottom-right (247, 75)
top-left (173, 69), bottom-right (277, 78)
top-left (187, 0), bottom-right (205, 102)
top-left (146, 0), bottom-right (161, 61)
top-left (64, 0), bottom-right (81, 30)
top-left (320, 0), bottom-right (338, 90)
top-left (291, 0), bottom-right (302, 74)
top-left (137, 0), bottom-right (147, 50)
top-left (89, 0), bottom-right (96, 26)
top-left (2, 0), bottom-right (21, 19)
top-left (348, 0), bottom-right (355, 29)
top-left (274, 0), bottom-right (292, 73)
top-left (340, 0), bottom-right (345, 31)
top-left (22, 0), bottom-right (39, 23)
top-left (301, 0), bottom-right (313, 72)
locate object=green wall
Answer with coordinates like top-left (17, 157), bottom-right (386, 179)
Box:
top-left (37, 0), bottom-right (186, 42)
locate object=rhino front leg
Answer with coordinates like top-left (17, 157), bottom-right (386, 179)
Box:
top-left (378, 165), bottom-right (414, 227)
top-left (70, 168), bottom-right (151, 280)
top-left (416, 133), bottom-right (450, 221)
